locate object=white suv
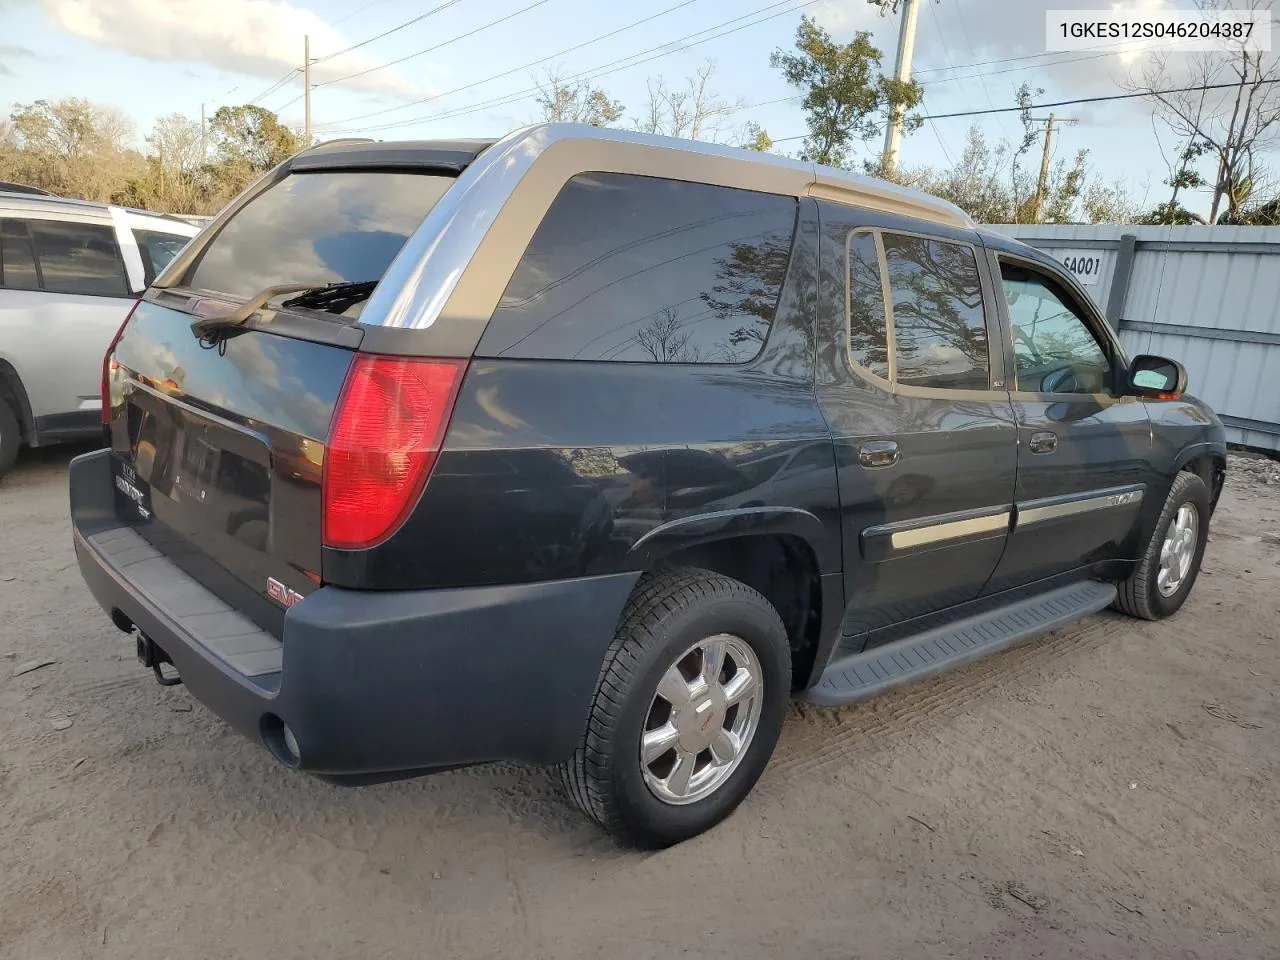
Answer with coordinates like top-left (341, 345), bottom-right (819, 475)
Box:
top-left (0, 192), bottom-right (198, 479)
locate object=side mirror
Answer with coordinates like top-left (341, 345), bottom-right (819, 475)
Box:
top-left (1128, 354), bottom-right (1187, 399)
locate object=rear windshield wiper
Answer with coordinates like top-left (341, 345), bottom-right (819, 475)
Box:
top-left (281, 280), bottom-right (378, 313)
top-left (189, 280), bottom-right (378, 339)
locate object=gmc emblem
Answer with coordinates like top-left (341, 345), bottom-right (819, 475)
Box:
top-left (266, 577), bottom-right (304, 608)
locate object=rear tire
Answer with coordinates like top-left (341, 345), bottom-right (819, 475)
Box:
top-left (0, 401), bottom-right (20, 482)
top-left (559, 567), bottom-right (790, 848)
top-left (1113, 471), bottom-right (1210, 620)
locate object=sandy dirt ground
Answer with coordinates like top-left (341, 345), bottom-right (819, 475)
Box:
top-left (1, 445), bottom-right (1278, 960)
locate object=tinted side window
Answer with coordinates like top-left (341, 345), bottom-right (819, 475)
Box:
top-left (28, 219), bottom-right (128, 296)
top-left (133, 229), bottom-right (190, 284)
top-left (1, 220), bottom-right (39, 289)
top-left (188, 171), bottom-right (455, 299)
top-left (1001, 266), bottom-right (1112, 394)
top-left (883, 233), bottom-right (989, 391)
top-left (848, 231), bottom-right (889, 379)
top-left (481, 173), bottom-right (797, 363)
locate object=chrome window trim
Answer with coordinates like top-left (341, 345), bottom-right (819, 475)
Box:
top-left (841, 226), bottom-right (1000, 397)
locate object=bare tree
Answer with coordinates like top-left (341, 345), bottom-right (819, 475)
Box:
top-left (148, 115), bottom-right (203, 176)
top-left (635, 307), bottom-right (703, 363)
top-left (143, 114), bottom-right (205, 211)
top-left (534, 69), bottom-right (624, 127)
top-left (1130, 0), bottom-right (1280, 222)
top-left (635, 61), bottom-right (744, 142)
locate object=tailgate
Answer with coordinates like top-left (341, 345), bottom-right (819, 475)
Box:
top-left (107, 300), bottom-right (353, 636)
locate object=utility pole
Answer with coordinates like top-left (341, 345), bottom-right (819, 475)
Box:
top-left (304, 35), bottom-right (312, 146)
top-left (200, 103), bottom-right (206, 160)
top-left (1031, 113), bottom-right (1078, 222)
top-left (880, 0), bottom-right (919, 177)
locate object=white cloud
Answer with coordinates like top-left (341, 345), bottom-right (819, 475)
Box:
top-left (41, 0), bottom-right (428, 101)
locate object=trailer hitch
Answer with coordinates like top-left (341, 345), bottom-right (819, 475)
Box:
top-left (136, 634), bottom-right (183, 687)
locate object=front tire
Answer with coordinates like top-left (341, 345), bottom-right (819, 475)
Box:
top-left (560, 567), bottom-right (790, 848)
top-left (1113, 471), bottom-right (1210, 620)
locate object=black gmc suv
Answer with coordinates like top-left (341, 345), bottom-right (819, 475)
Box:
top-left (71, 126), bottom-right (1226, 847)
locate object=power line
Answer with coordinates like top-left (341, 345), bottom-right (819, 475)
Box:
top-left (317, 0), bottom-right (709, 129)
top-left (247, 68), bottom-right (301, 105)
top-left (924, 0), bottom-right (960, 166)
top-left (321, 4), bottom-right (1142, 137)
top-left (325, 0), bottom-right (822, 134)
top-left (911, 29), bottom-right (1215, 77)
top-left (923, 78), bottom-right (1280, 120)
top-left (312, 0), bottom-right (470, 65)
top-left (317, 0), bottom-right (555, 87)
top-left (768, 77), bottom-right (1280, 142)
top-left (332, 0), bottom-right (388, 27)
top-left (947, 0), bottom-right (1018, 144)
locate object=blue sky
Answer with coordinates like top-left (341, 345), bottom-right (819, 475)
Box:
top-left (2, 0), bottom-right (1276, 214)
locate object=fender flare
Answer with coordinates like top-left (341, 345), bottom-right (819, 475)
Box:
top-left (626, 505), bottom-right (836, 573)
top-left (1170, 440), bottom-right (1226, 476)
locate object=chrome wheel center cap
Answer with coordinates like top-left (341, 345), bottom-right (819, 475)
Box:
top-left (678, 692), bottom-right (725, 753)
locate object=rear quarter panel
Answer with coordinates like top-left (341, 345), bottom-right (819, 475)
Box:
top-left (321, 205), bottom-right (842, 590)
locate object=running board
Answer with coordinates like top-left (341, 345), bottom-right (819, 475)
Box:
top-left (802, 580), bottom-right (1117, 707)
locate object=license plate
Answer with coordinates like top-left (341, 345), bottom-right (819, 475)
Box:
top-left (112, 455), bottom-right (154, 521)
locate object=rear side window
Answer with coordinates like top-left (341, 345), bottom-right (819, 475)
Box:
top-left (480, 173), bottom-right (797, 363)
top-left (0, 220), bottom-right (39, 289)
top-left (28, 219), bottom-right (128, 297)
top-left (882, 233), bottom-right (989, 391)
top-left (133, 229), bottom-right (190, 284)
top-left (186, 171), bottom-right (455, 299)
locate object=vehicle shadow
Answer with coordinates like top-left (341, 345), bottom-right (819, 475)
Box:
top-left (5, 441), bottom-right (101, 483)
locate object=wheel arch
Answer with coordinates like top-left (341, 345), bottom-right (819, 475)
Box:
top-left (0, 358), bottom-right (35, 445)
top-left (1172, 443), bottom-right (1226, 514)
top-left (627, 509), bottom-right (842, 691)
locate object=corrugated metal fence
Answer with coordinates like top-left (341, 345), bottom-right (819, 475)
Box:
top-left (986, 224), bottom-right (1280, 452)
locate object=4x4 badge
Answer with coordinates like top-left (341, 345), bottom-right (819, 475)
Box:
top-left (266, 577), bottom-right (304, 608)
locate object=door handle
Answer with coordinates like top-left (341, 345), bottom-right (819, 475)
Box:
top-left (1028, 431), bottom-right (1058, 454)
top-left (858, 440), bottom-right (900, 469)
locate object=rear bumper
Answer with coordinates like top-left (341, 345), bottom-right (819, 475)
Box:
top-left (70, 449), bottom-right (640, 777)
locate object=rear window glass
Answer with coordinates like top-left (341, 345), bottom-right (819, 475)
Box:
top-left (479, 172), bottom-right (797, 364)
top-left (882, 233), bottom-right (989, 391)
top-left (186, 171), bottom-right (454, 299)
top-left (133, 228), bottom-right (190, 283)
top-left (0, 220), bottom-right (39, 289)
top-left (28, 219), bottom-right (128, 297)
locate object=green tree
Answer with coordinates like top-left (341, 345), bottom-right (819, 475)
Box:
top-left (534, 69), bottom-right (624, 127)
top-left (769, 15), bottom-right (921, 169)
top-left (210, 104), bottom-right (300, 171)
top-left (1081, 179), bottom-right (1141, 225)
top-left (739, 122), bottom-right (773, 153)
top-left (1138, 202), bottom-right (1205, 225)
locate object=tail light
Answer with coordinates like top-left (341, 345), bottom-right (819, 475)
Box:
top-left (101, 300), bottom-right (140, 430)
top-left (322, 355), bottom-right (468, 550)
